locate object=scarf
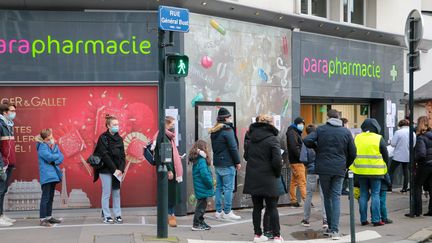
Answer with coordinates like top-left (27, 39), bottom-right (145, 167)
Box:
top-left (0, 114), bottom-right (14, 127)
top-left (165, 129), bottom-right (183, 183)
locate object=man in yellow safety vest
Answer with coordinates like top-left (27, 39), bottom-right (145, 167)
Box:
top-left (350, 118), bottom-right (389, 227)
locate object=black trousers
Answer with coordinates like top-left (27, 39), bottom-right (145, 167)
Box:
top-left (252, 196), bottom-right (280, 236)
top-left (414, 166), bottom-right (432, 215)
top-left (0, 167), bottom-right (13, 215)
top-left (389, 160), bottom-right (409, 190)
top-left (193, 198), bottom-right (208, 226)
top-left (40, 182), bottom-right (57, 219)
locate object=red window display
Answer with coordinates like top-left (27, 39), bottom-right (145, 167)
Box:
top-left (0, 86), bottom-right (158, 209)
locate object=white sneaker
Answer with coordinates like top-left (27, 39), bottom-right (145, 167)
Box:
top-left (331, 232), bottom-right (342, 240)
top-left (222, 211), bottom-right (241, 220)
top-left (253, 234), bottom-right (269, 242)
top-left (215, 211), bottom-right (224, 220)
top-left (2, 215), bottom-right (16, 223)
top-left (273, 236), bottom-right (284, 243)
top-left (0, 217), bottom-right (13, 227)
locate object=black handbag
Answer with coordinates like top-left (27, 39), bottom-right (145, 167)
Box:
top-left (87, 134), bottom-right (108, 170)
top-left (87, 154), bottom-right (104, 170)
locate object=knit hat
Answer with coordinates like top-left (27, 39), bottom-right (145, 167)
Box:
top-left (293, 117), bottom-right (305, 125)
top-left (217, 107), bottom-right (231, 120)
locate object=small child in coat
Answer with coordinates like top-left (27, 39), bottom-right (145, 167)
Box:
top-left (189, 140), bottom-right (214, 231)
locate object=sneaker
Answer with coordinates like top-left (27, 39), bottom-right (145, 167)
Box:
top-left (0, 217), bottom-right (13, 227)
top-left (114, 216), bottom-right (123, 224)
top-left (322, 220), bottom-right (328, 229)
top-left (2, 215), bottom-right (16, 223)
top-left (202, 222), bottom-right (211, 230)
top-left (273, 236), bottom-right (284, 243)
top-left (373, 221), bottom-right (385, 227)
top-left (301, 219), bottom-right (310, 227)
top-left (311, 202), bottom-right (315, 207)
top-left (48, 217), bottom-right (62, 224)
top-left (103, 217), bottom-right (114, 224)
top-left (361, 221), bottom-right (370, 226)
top-left (383, 218), bottom-right (393, 224)
top-left (288, 202), bottom-right (300, 208)
top-left (400, 189), bottom-right (408, 193)
top-left (253, 234), bottom-right (268, 242)
top-left (223, 211), bottom-right (241, 220)
top-left (215, 211), bottom-right (224, 220)
top-left (39, 219), bottom-right (52, 227)
top-left (323, 228), bottom-right (332, 236)
top-left (263, 231), bottom-right (274, 240)
top-left (191, 224), bottom-right (206, 231)
top-left (341, 190), bottom-right (349, 195)
top-left (331, 232), bottom-right (342, 240)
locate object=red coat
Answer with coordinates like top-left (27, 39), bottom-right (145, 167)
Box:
top-left (0, 119), bottom-right (16, 167)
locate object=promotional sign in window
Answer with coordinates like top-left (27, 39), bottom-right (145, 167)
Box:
top-left (0, 86), bottom-right (158, 210)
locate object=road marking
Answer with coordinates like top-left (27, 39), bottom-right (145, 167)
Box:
top-left (187, 230), bottom-right (381, 243)
top-left (0, 210), bottom-right (304, 231)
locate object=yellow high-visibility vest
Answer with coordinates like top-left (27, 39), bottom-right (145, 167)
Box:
top-left (349, 132), bottom-right (387, 175)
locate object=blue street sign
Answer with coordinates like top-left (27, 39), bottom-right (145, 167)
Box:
top-left (158, 6), bottom-right (190, 33)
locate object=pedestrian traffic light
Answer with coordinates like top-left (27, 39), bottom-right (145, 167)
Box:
top-left (166, 54), bottom-right (189, 77)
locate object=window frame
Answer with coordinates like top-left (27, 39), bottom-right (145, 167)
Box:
top-left (301, 0), bottom-right (329, 19)
top-left (344, 0), bottom-right (367, 26)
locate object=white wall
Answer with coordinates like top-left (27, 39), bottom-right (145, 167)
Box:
top-left (423, 0), bottom-right (432, 11)
top-left (375, 0), bottom-right (422, 35)
top-left (217, 0), bottom-right (295, 14)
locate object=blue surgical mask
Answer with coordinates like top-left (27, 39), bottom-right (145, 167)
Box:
top-left (111, 125), bottom-right (119, 133)
top-left (297, 124), bottom-right (304, 132)
top-left (8, 112), bottom-right (16, 120)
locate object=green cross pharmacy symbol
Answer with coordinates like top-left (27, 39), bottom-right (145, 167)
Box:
top-left (390, 65), bottom-right (398, 81)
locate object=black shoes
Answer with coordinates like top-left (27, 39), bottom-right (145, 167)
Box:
top-left (48, 217), bottom-right (62, 224)
top-left (288, 202), bottom-right (301, 207)
top-left (423, 212), bottom-right (432, 216)
top-left (405, 213), bottom-right (421, 218)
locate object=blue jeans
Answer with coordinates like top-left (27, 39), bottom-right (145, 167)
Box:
top-left (319, 174), bottom-right (344, 233)
top-left (100, 173), bottom-right (121, 219)
top-left (40, 182), bottom-right (57, 219)
top-left (379, 190), bottom-right (387, 221)
top-left (304, 174), bottom-right (326, 221)
top-left (215, 166), bottom-right (236, 214)
top-left (359, 178), bottom-right (381, 223)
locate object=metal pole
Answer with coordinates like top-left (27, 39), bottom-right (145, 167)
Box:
top-left (157, 28), bottom-right (168, 238)
top-left (408, 17), bottom-right (416, 217)
top-left (348, 170), bottom-right (356, 243)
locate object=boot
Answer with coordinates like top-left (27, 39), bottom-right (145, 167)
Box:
top-left (168, 215), bottom-right (177, 227)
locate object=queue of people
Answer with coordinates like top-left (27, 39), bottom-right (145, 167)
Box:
top-left (0, 101), bottom-right (431, 243)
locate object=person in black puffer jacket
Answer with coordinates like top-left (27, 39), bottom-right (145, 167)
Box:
top-left (409, 116), bottom-right (432, 217)
top-left (244, 114), bottom-right (284, 243)
top-left (93, 114), bottom-right (126, 224)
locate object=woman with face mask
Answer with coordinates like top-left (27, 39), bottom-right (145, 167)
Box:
top-left (36, 129), bottom-right (64, 227)
top-left (93, 114), bottom-right (126, 224)
top-left (153, 116), bottom-right (184, 227)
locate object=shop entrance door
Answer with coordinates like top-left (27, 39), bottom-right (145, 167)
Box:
top-left (301, 104), bottom-right (370, 135)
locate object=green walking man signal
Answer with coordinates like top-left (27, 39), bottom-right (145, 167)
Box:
top-left (167, 54), bottom-right (189, 77)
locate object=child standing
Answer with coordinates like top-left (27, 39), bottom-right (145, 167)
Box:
top-left (36, 129), bottom-right (64, 227)
top-left (190, 140), bottom-right (214, 231)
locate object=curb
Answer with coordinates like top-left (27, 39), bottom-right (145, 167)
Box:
top-left (405, 226), bottom-right (432, 242)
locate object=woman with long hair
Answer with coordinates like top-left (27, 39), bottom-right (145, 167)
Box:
top-left (406, 116), bottom-right (432, 217)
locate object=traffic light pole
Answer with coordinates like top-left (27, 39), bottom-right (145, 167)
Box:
top-left (408, 17), bottom-right (416, 217)
top-left (157, 29), bottom-right (174, 238)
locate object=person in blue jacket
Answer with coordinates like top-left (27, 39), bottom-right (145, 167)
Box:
top-left (36, 128), bottom-right (64, 227)
top-left (189, 140), bottom-right (214, 231)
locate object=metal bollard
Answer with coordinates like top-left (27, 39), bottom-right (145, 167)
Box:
top-left (348, 170), bottom-right (356, 243)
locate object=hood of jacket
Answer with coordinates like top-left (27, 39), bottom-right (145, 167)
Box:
top-left (249, 122), bottom-right (279, 143)
top-left (209, 122), bottom-right (233, 134)
top-left (35, 135), bottom-right (45, 150)
top-left (361, 118), bottom-right (381, 134)
top-left (327, 118), bottom-right (343, 127)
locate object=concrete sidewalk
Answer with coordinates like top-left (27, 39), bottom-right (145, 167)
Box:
top-left (0, 190), bottom-right (431, 243)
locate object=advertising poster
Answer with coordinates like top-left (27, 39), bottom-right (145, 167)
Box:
top-left (0, 86), bottom-right (158, 210)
